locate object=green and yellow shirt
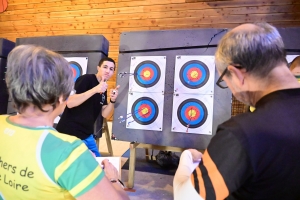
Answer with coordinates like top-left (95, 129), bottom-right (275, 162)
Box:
top-left (0, 115), bottom-right (104, 200)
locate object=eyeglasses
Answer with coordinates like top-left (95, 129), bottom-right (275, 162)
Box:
top-left (216, 67), bottom-right (228, 89)
top-left (216, 64), bottom-right (243, 89)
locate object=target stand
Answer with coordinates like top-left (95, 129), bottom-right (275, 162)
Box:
top-left (95, 118), bottom-right (114, 156)
top-left (126, 142), bottom-right (205, 189)
top-left (114, 28), bottom-right (232, 189)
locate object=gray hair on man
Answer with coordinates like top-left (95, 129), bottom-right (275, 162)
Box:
top-left (6, 45), bottom-right (74, 113)
top-left (215, 22), bottom-right (287, 78)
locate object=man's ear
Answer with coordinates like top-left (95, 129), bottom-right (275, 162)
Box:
top-left (227, 65), bottom-right (247, 86)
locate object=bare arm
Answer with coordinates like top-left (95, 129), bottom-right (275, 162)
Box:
top-left (76, 159), bottom-right (129, 200)
top-left (76, 176), bottom-right (129, 200)
top-left (67, 79), bottom-right (108, 108)
top-left (102, 85), bottom-right (120, 118)
top-left (102, 103), bottom-right (114, 118)
top-left (173, 150), bottom-right (203, 200)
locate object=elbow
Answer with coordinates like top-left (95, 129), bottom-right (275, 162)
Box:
top-left (102, 113), bottom-right (109, 118)
top-left (66, 101), bottom-right (74, 109)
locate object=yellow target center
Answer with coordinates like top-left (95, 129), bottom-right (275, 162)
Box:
top-left (191, 70), bottom-right (198, 79)
top-left (188, 110), bottom-right (197, 118)
top-left (143, 70), bottom-right (151, 78)
top-left (141, 108), bottom-right (149, 115)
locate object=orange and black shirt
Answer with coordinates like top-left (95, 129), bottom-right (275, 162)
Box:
top-left (191, 88), bottom-right (300, 200)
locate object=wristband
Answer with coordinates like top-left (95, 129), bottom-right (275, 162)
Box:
top-left (110, 178), bottom-right (125, 189)
top-left (110, 99), bottom-right (116, 103)
top-left (110, 178), bottom-right (117, 183)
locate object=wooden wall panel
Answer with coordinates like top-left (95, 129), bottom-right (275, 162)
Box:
top-left (1, 0), bottom-right (300, 120)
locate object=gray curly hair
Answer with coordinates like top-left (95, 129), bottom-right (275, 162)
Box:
top-left (6, 45), bottom-right (74, 113)
top-left (215, 22), bottom-right (287, 78)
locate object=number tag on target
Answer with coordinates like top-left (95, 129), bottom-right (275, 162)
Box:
top-left (129, 56), bottom-right (166, 93)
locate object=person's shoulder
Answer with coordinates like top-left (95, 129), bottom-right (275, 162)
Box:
top-left (49, 129), bottom-right (81, 143)
top-left (217, 112), bottom-right (253, 134)
top-left (76, 74), bottom-right (97, 83)
top-left (0, 114), bottom-right (9, 121)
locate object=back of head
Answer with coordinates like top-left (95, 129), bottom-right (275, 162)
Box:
top-left (5, 45), bottom-right (74, 113)
top-left (215, 22), bottom-right (287, 78)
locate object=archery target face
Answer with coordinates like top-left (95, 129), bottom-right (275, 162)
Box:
top-left (129, 56), bottom-right (166, 93)
top-left (171, 94), bottom-right (213, 135)
top-left (286, 55), bottom-right (300, 66)
top-left (64, 57), bottom-right (88, 82)
top-left (174, 56), bottom-right (215, 95)
top-left (126, 92), bottom-right (164, 131)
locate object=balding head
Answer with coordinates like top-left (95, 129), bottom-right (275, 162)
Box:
top-left (231, 23), bottom-right (258, 32)
top-left (215, 22), bottom-right (287, 78)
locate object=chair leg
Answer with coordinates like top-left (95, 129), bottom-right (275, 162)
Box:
top-left (103, 119), bottom-right (113, 156)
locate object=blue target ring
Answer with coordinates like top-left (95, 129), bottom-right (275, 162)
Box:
top-left (179, 60), bottom-right (209, 89)
top-left (69, 61), bottom-right (82, 82)
top-left (134, 61), bottom-right (161, 88)
top-left (177, 99), bottom-right (208, 128)
top-left (131, 97), bottom-right (159, 125)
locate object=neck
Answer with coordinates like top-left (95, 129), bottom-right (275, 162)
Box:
top-left (248, 65), bottom-right (300, 106)
top-left (10, 105), bottom-right (55, 128)
top-left (95, 74), bottom-right (101, 83)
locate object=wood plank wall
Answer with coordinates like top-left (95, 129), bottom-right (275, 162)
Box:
top-left (1, 0), bottom-right (300, 118)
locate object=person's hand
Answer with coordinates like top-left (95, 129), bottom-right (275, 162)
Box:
top-left (102, 159), bottom-right (119, 180)
top-left (110, 85), bottom-right (120, 102)
top-left (94, 76), bottom-right (108, 94)
top-left (188, 149), bottom-right (202, 162)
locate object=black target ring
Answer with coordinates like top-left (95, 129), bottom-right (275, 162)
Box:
top-left (131, 97), bottom-right (159, 125)
top-left (134, 61), bottom-right (161, 88)
top-left (179, 60), bottom-right (210, 89)
top-left (177, 98), bottom-right (208, 128)
top-left (69, 61), bottom-right (83, 82)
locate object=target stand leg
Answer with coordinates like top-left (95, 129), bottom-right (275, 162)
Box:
top-left (95, 119), bottom-right (113, 156)
top-left (128, 142), bottom-right (138, 189)
top-left (104, 120), bottom-right (114, 156)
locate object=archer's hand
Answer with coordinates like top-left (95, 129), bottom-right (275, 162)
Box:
top-left (94, 77), bottom-right (108, 94)
top-left (110, 85), bottom-right (120, 102)
top-left (102, 159), bottom-right (119, 180)
top-left (188, 149), bottom-right (202, 162)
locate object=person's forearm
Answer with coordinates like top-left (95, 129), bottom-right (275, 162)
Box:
top-left (111, 182), bottom-right (129, 200)
top-left (67, 89), bottom-right (96, 108)
top-left (102, 103), bottom-right (114, 118)
top-left (173, 150), bottom-right (203, 200)
top-left (174, 150), bottom-right (198, 186)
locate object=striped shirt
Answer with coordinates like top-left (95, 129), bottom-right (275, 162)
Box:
top-left (191, 89), bottom-right (300, 199)
top-left (0, 115), bottom-right (104, 200)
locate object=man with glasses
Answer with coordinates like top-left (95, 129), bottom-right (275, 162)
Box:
top-left (173, 22), bottom-right (300, 200)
